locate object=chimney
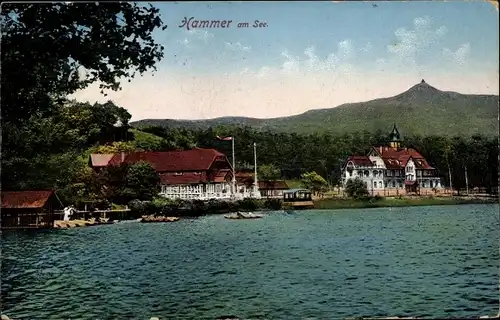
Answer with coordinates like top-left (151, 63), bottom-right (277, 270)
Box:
top-left (121, 152), bottom-right (125, 163)
top-left (379, 146), bottom-right (382, 154)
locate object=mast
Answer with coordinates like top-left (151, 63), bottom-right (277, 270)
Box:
top-left (232, 137), bottom-right (236, 198)
top-left (464, 165), bottom-right (469, 195)
top-left (253, 142), bottom-right (259, 192)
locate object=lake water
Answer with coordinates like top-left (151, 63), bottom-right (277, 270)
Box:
top-left (1, 204), bottom-right (499, 320)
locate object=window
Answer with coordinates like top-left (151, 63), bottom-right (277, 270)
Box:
top-left (392, 181), bottom-right (396, 188)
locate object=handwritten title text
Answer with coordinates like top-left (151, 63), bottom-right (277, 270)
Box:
top-left (179, 17), bottom-right (268, 31)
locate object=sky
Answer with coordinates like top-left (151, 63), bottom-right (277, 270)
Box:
top-left (71, 1), bottom-right (499, 121)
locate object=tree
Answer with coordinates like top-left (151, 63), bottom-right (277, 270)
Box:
top-left (1, 100), bottom-right (134, 190)
top-left (122, 161), bottom-right (160, 201)
top-left (344, 178), bottom-right (369, 199)
top-left (301, 171), bottom-right (328, 196)
top-left (1, 3), bottom-right (165, 191)
top-left (97, 161), bottom-right (160, 204)
top-left (91, 141), bottom-right (138, 154)
top-left (1, 2), bottom-right (166, 124)
top-left (258, 164), bottom-right (281, 181)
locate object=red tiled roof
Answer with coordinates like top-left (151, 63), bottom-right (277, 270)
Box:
top-left (413, 158), bottom-right (434, 170)
top-left (346, 156), bottom-right (374, 167)
top-left (89, 154), bottom-right (114, 167)
top-left (159, 173), bottom-right (208, 185)
top-left (235, 171), bottom-right (253, 178)
top-left (101, 148), bottom-right (229, 172)
top-left (214, 169), bottom-right (231, 183)
top-left (371, 146), bottom-right (434, 170)
top-left (233, 171), bottom-right (253, 185)
top-left (1, 190), bottom-right (55, 209)
top-left (258, 180), bottom-right (289, 190)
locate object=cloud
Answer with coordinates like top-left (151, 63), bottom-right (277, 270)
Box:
top-left (225, 42), bottom-right (251, 52)
top-left (249, 39), bottom-right (358, 79)
top-left (177, 38), bottom-right (190, 47)
top-left (360, 42), bottom-right (373, 53)
top-left (338, 40), bottom-right (353, 58)
top-left (186, 29), bottom-right (214, 42)
top-left (443, 43), bottom-right (470, 65)
top-left (387, 16), bottom-right (447, 66)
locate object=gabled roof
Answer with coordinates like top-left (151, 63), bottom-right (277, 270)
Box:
top-left (91, 148), bottom-right (229, 172)
top-left (370, 146), bottom-right (434, 170)
top-left (214, 169), bottom-right (232, 183)
top-left (345, 155), bottom-right (374, 167)
top-left (1, 190), bottom-right (55, 209)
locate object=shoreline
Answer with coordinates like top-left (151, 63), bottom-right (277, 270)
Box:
top-left (313, 196), bottom-right (497, 210)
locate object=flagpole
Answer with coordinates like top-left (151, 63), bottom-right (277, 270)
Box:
top-left (232, 137), bottom-right (236, 198)
top-left (253, 142), bottom-right (258, 192)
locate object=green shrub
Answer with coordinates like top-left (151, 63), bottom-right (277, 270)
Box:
top-left (237, 198), bottom-right (259, 211)
top-left (263, 198), bottom-right (283, 210)
top-left (344, 178), bottom-right (369, 199)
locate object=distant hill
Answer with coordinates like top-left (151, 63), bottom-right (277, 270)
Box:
top-left (131, 80), bottom-right (499, 136)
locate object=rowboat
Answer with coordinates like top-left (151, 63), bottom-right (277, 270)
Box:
top-left (224, 212), bottom-right (263, 220)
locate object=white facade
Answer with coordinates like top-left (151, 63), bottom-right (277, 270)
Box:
top-left (342, 160), bottom-right (386, 193)
top-left (160, 182), bottom-right (232, 201)
top-left (342, 156), bottom-right (442, 192)
top-left (159, 182), bottom-right (260, 201)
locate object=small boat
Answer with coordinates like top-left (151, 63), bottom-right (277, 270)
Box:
top-left (140, 216), bottom-right (180, 223)
top-left (224, 212), bottom-right (263, 220)
top-left (114, 219), bottom-right (142, 224)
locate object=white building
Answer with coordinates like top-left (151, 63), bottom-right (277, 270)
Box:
top-left (342, 125), bottom-right (442, 195)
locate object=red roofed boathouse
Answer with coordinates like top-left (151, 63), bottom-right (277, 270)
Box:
top-left (1, 190), bottom-right (61, 230)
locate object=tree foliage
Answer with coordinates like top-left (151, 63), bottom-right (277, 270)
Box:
top-left (301, 171), bottom-right (328, 196)
top-left (1, 3), bottom-right (166, 193)
top-left (344, 178), bottom-right (369, 199)
top-left (97, 162), bottom-right (160, 205)
top-left (1, 2), bottom-right (166, 124)
top-left (1, 100), bottom-right (133, 190)
top-left (258, 164), bottom-right (281, 181)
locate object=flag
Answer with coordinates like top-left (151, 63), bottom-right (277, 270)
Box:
top-left (216, 135), bottom-right (233, 141)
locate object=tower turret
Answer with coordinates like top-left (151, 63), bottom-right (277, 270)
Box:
top-left (389, 123), bottom-right (401, 149)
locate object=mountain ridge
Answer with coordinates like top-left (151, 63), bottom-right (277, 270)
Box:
top-left (131, 80), bottom-right (499, 136)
